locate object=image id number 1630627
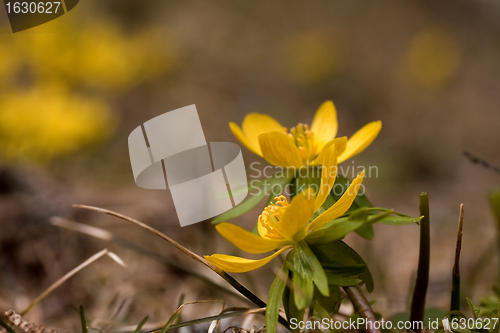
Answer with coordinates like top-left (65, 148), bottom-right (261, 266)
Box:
top-left (5, 2), bottom-right (61, 14)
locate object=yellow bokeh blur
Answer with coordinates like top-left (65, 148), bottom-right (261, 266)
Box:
top-left (13, 20), bottom-right (176, 91)
top-left (0, 17), bottom-right (177, 164)
top-left (285, 31), bottom-right (342, 84)
top-left (406, 29), bottom-right (461, 88)
top-left (0, 85), bottom-right (114, 162)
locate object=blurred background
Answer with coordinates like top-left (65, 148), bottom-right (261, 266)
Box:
top-left (1, 0), bottom-right (500, 331)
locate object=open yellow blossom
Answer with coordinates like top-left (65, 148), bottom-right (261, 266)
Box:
top-left (204, 145), bottom-right (365, 273)
top-left (229, 101), bottom-right (381, 168)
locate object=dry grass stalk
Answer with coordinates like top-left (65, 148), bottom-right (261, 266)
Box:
top-left (73, 205), bottom-right (221, 273)
top-left (21, 249), bottom-right (127, 315)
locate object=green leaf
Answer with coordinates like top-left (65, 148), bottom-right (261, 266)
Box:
top-left (134, 316), bottom-right (149, 333)
top-left (314, 285), bottom-right (342, 314)
top-left (466, 298), bottom-right (480, 320)
top-left (323, 270), bottom-right (362, 286)
top-left (424, 307), bottom-right (446, 328)
top-left (355, 224), bottom-right (374, 240)
top-left (376, 215), bottom-right (422, 225)
top-left (445, 310), bottom-right (467, 318)
top-left (306, 217), bottom-right (366, 244)
top-left (212, 171), bottom-right (293, 224)
top-left (322, 263), bottom-right (366, 286)
top-left (266, 263), bottom-right (289, 333)
top-left (290, 268), bottom-right (314, 310)
top-left (321, 262), bottom-right (366, 275)
top-left (286, 287), bottom-right (306, 333)
top-left (286, 242), bottom-right (329, 310)
top-left (493, 300), bottom-right (500, 333)
top-left (306, 209), bottom-right (384, 245)
top-left (310, 241), bottom-right (374, 293)
top-left (320, 176), bottom-right (420, 240)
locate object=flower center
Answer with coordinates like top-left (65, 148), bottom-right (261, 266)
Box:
top-left (284, 123), bottom-right (317, 164)
top-left (258, 195), bottom-right (289, 240)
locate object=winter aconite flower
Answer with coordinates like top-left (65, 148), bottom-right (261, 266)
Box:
top-left (204, 144), bottom-right (364, 272)
top-left (229, 101), bottom-right (381, 168)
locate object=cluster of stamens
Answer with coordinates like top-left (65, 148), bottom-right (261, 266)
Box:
top-left (258, 195), bottom-right (290, 239)
top-left (283, 123), bottom-right (316, 163)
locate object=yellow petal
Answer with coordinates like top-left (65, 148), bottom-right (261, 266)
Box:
top-left (204, 246), bottom-right (292, 273)
top-left (258, 131), bottom-right (303, 168)
top-left (310, 101), bottom-right (338, 153)
top-left (242, 113), bottom-right (284, 155)
top-left (216, 223), bottom-right (292, 254)
top-left (307, 171), bottom-right (365, 232)
top-left (338, 121), bottom-right (382, 163)
top-left (310, 137), bottom-right (347, 166)
top-left (280, 190), bottom-right (316, 242)
top-left (229, 122), bottom-right (262, 156)
top-left (314, 144), bottom-right (338, 211)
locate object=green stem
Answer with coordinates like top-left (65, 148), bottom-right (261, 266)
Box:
top-left (410, 192), bottom-right (430, 333)
top-left (451, 204), bottom-right (464, 312)
top-left (80, 305), bottom-right (88, 333)
top-left (489, 190), bottom-right (500, 281)
top-left (343, 286), bottom-right (380, 333)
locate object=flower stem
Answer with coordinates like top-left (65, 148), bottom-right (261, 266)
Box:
top-left (410, 192), bottom-right (430, 333)
top-left (343, 286), bottom-right (379, 333)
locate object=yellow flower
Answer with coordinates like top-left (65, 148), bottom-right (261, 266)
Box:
top-left (204, 145), bottom-right (364, 273)
top-left (0, 85), bottom-right (114, 162)
top-left (229, 101), bottom-right (381, 168)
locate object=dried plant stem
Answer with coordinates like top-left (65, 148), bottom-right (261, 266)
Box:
top-left (21, 248), bottom-right (125, 315)
top-left (147, 308), bottom-right (266, 333)
top-left (451, 204), bottom-right (464, 312)
top-left (0, 318), bottom-right (16, 333)
top-left (160, 300), bottom-right (225, 332)
top-left (51, 217), bottom-right (251, 304)
top-left (343, 286), bottom-right (379, 333)
top-left (74, 205), bottom-right (290, 330)
top-left (463, 151), bottom-right (500, 175)
top-left (410, 192), bottom-right (430, 333)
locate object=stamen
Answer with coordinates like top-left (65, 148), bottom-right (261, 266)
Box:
top-left (257, 196), bottom-right (290, 240)
top-left (287, 122), bottom-right (317, 164)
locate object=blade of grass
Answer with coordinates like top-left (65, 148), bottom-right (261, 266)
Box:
top-left (410, 192), bottom-right (430, 333)
top-left (160, 300), bottom-right (225, 332)
top-left (51, 216), bottom-right (251, 305)
top-left (22, 248), bottom-right (125, 315)
top-left (74, 205), bottom-right (290, 331)
top-left (175, 294), bottom-right (185, 324)
top-left (146, 308), bottom-right (266, 333)
top-left (80, 305), bottom-right (88, 333)
top-left (451, 204), bottom-right (464, 312)
top-left (134, 316), bottom-right (149, 333)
